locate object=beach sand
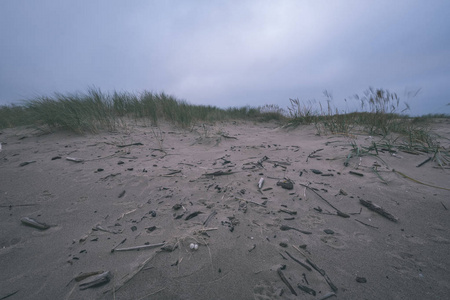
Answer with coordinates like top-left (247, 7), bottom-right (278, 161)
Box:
top-left (1, 119), bottom-right (449, 300)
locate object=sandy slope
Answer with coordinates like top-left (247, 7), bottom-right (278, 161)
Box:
top-left (1, 120), bottom-right (449, 300)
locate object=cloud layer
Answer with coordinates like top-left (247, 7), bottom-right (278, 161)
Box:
top-left (1, 0), bottom-right (449, 115)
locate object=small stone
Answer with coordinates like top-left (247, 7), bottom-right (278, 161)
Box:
top-left (131, 226), bottom-right (137, 232)
top-left (279, 242), bottom-right (288, 248)
top-left (324, 229), bottom-right (334, 234)
top-left (118, 161), bottom-right (124, 165)
top-left (277, 180), bottom-right (294, 190)
top-left (311, 169), bottom-right (322, 174)
top-left (356, 276), bottom-right (367, 283)
top-left (150, 210), bottom-right (157, 217)
top-left (339, 189), bottom-right (348, 196)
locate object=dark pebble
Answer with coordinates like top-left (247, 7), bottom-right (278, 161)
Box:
top-left (279, 242), bottom-right (288, 248)
top-left (324, 229), bottom-right (334, 234)
top-left (118, 161), bottom-right (124, 165)
top-left (150, 210), bottom-right (157, 217)
top-left (97, 168), bottom-right (104, 172)
top-left (131, 226), bottom-right (137, 232)
top-left (356, 276), bottom-right (367, 283)
top-left (311, 169), bottom-right (322, 174)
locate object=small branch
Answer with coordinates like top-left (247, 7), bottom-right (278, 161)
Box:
top-left (114, 242), bottom-right (165, 252)
top-left (355, 219), bottom-right (379, 229)
top-left (359, 199), bottom-right (398, 223)
top-left (277, 268), bottom-right (297, 296)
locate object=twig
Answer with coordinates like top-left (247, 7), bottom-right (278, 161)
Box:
top-left (278, 208), bottom-right (297, 215)
top-left (116, 142), bottom-right (143, 148)
top-left (114, 242), bottom-right (165, 252)
top-left (355, 219), bottom-right (379, 229)
top-left (306, 148), bottom-right (323, 162)
top-left (441, 202), bottom-right (448, 210)
top-left (298, 183), bottom-right (349, 218)
top-left (245, 199), bottom-right (267, 207)
top-left (285, 251), bottom-right (312, 271)
top-left (203, 211), bottom-right (217, 226)
top-left (306, 259), bottom-right (338, 292)
top-left (416, 157), bottom-right (432, 167)
top-left (277, 268), bottom-right (297, 296)
top-left (203, 171), bottom-right (237, 176)
top-left (359, 199), bottom-right (398, 223)
top-left (349, 171), bottom-right (364, 177)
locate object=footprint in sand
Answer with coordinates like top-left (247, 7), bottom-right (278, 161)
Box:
top-left (253, 281), bottom-right (282, 300)
top-left (354, 232), bottom-right (373, 244)
top-left (320, 234), bottom-right (347, 249)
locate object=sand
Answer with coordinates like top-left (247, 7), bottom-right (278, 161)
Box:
top-left (1, 119), bottom-right (449, 300)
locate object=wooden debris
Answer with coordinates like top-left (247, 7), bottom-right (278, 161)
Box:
top-left (277, 268), bottom-right (297, 296)
top-left (441, 202), bottom-right (448, 210)
top-left (114, 242), bottom-right (165, 252)
top-left (19, 161), bottom-right (36, 167)
top-left (306, 258), bottom-right (338, 292)
top-left (203, 211), bottom-right (217, 226)
top-left (74, 271), bottom-right (104, 282)
top-left (306, 148), bottom-right (323, 162)
top-left (203, 170), bottom-right (236, 176)
top-left (355, 219), bottom-right (379, 229)
top-left (280, 225), bottom-right (312, 235)
top-left (244, 199), bottom-right (267, 207)
top-left (284, 251), bottom-right (312, 271)
top-left (66, 157), bottom-right (83, 163)
top-left (116, 142), bottom-right (143, 148)
top-left (278, 208), bottom-right (297, 215)
top-left (20, 217), bottom-right (50, 230)
top-left (79, 271), bottom-right (111, 290)
top-left (185, 211), bottom-right (203, 220)
top-left (416, 157), bottom-right (432, 168)
top-left (349, 171), bottom-right (364, 177)
top-left (298, 183), bottom-right (349, 218)
top-left (297, 283), bottom-right (316, 296)
top-left (110, 238), bottom-right (127, 253)
top-left (359, 199), bottom-right (398, 223)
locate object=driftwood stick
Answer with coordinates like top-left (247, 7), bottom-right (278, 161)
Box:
top-left (285, 251), bottom-right (312, 271)
top-left (359, 199), bottom-right (398, 222)
top-left (306, 258), bottom-right (338, 292)
top-left (244, 199), bottom-right (267, 207)
top-left (416, 157), bottom-right (432, 167)
top-left (116, 142), bottom-right (144, 148)
top-left (277, 268), bottom-right (297, 296)
top-left (355, 219), bottom-right (379, 229)
top-left (203, 211), bottom-right (217, 226)
top-left (114, 242), bottom-right (165, 252)
top-left (203, 171), bottom-right (237, 176)
top-left (278, 208), bottom-right (297, 215)
top-left (298, 183), bottom-right (349, 218)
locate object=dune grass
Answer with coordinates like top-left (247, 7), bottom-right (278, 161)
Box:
top-left (0, 87), bottom-right (448, 150)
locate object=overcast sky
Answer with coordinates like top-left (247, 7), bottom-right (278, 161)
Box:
top-left (1, 0), bottom-right (449, 115)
